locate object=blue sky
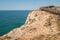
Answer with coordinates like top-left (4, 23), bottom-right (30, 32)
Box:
top-left (0, 0), bottom-right (60, 10)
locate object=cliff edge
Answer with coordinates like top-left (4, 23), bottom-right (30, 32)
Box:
top-left (0, 6), bottom-right (60, 40)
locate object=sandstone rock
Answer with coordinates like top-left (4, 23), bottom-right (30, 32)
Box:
top-left (0, 6), bottom-right (60, 40)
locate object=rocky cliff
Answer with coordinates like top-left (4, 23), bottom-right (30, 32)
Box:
top-left (0, 6), bottom-right (60, 40)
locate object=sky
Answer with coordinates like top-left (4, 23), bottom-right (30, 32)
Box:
top-left (0, 0), bottom-right (60, 10)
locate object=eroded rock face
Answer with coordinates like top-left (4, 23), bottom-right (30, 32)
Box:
top-left (0, 6), bottom-right (60, 40)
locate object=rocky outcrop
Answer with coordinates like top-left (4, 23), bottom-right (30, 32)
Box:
top-left (0, 6), bottom-right (60, 40)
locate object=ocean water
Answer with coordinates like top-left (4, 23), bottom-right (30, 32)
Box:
top-left (0, 10), bottom-right (31, 36)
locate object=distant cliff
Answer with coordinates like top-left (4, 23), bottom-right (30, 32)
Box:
top-left (0, 6), bottom-right (60, 40)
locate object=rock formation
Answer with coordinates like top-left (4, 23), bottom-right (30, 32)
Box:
top-left (0, 6), bottom-right (60, 40)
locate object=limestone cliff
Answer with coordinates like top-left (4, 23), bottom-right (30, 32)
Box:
top-left (0, 6), bottom-right (60, 40)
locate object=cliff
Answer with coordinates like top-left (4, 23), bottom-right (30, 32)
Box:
top-left (0, 6), bottom-right (60, 40)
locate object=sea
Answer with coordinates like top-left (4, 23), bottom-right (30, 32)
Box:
top-left (0, 10), bottom-right (31, 36)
